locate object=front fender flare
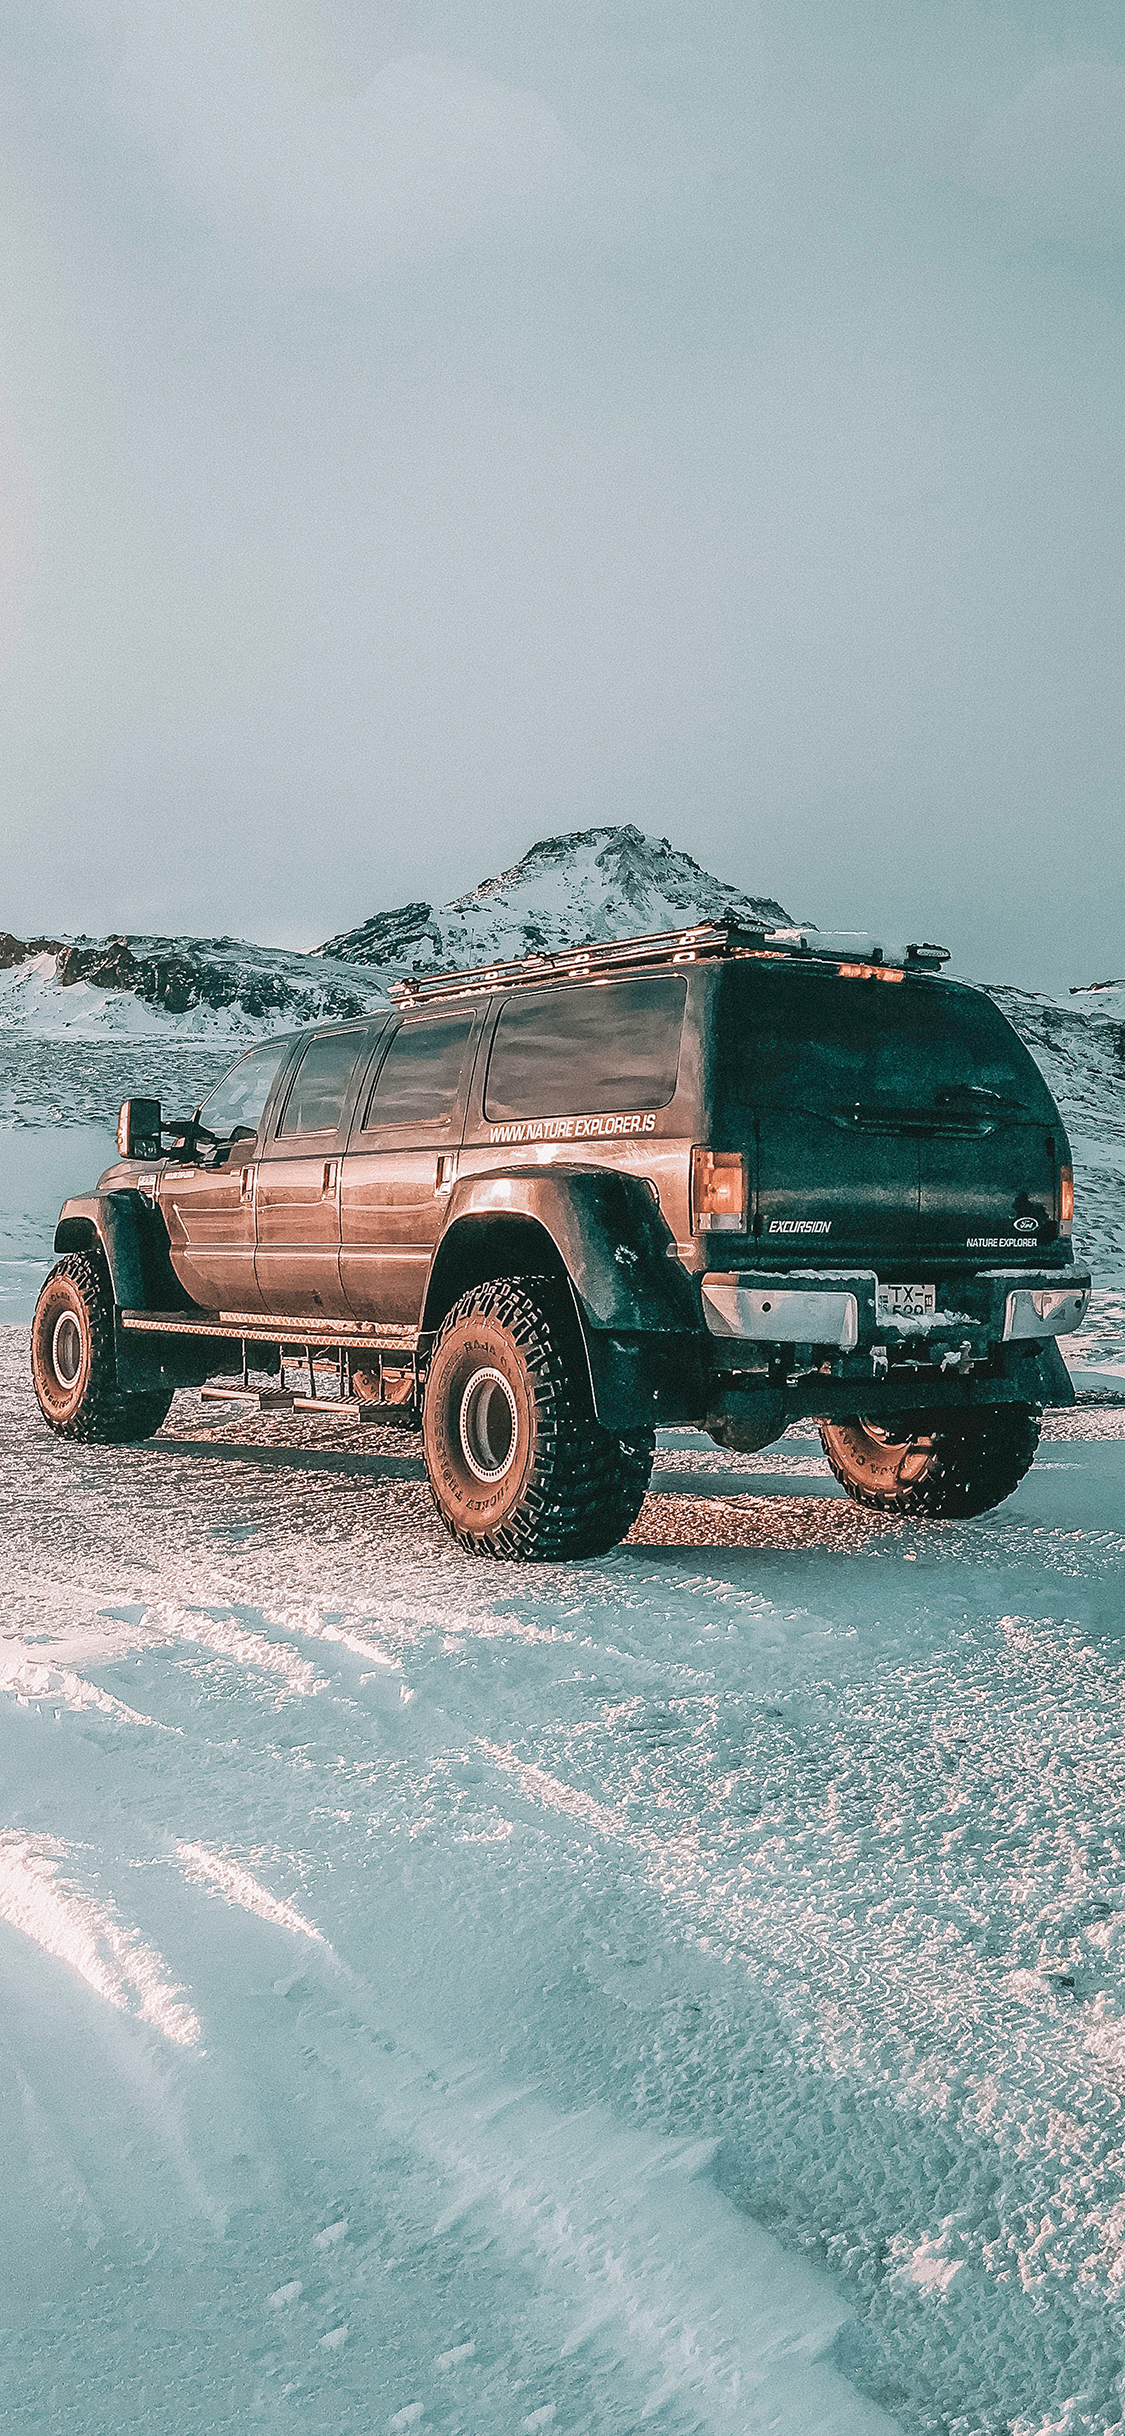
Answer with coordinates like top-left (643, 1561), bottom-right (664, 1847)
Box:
top-left (54, 1193), bottom-right (150, 1311)
top-left (54, 1190), bottom-right (194, 1317)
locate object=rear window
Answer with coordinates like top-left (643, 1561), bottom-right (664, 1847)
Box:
top-left (362, 1015), bottom-right (475, 1129)
top-left (484, 975), bottom-right (686, 1123)
top-left (720, 968), bottom-right (1056, 1119)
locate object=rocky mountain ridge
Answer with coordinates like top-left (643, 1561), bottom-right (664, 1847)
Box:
top-left (0, 931), bottom-right (389, 1040)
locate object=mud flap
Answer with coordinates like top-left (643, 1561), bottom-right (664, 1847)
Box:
top-left (581, 1329), bottom-right (706, 1431)
top-left (1031, 1337), bottom-right (1076, 1407)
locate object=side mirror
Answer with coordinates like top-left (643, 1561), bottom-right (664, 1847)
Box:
top-left (117, 1097), bottom-right (162, 1159)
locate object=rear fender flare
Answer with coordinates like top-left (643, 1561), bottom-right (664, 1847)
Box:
top-left (424, 1166), bottom-right (699, 1337)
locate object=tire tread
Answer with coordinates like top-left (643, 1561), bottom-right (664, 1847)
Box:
top-left (426, 1275), bottom-right (653, 1560)
top-left (819, 1403), bottom-right (1041, 1519)
top-left (31, 1252), bottom-right (174, 1443)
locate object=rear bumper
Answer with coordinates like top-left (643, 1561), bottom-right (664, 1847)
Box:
top-left (702, 1265), bottom-right (1091, 1359)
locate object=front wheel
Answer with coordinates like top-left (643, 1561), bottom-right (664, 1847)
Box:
top-left (31, 1253), bottom-right (174, 1443)
top-left (422, 1276), bottom-right (654, 1560)
top-left (819, 1404), bottom-right (1041, 1519)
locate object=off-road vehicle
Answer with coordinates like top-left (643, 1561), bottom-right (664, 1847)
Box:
top-left (31, 921), bottom-right (1090, 1559)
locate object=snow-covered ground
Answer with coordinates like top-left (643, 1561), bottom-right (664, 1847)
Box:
top-left (5, 1328), bottom-right (1125, 2433)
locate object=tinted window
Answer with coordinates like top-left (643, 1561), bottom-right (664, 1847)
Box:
top-left (278, 1030), bottom-right (366, 1138)
top-left (196, 1039), bottom-right (290, 1138)
top-left (362, 1016), bottom-right (475, 1129)
top-left (484, 975), bottom-right (686, 1122)
top-left (720, 967), bottom-right (1057, 1118)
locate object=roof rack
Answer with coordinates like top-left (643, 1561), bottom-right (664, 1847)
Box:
top-left (387, 920), bottom-right (950, 1004)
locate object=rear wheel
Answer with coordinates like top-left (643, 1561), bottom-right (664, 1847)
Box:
top-left (31, 1253), bottom-right (174, 1443)
top-left (422, 1276), bottom-right (654, 1560)
top-left (819, 1404), bottom-right (1040, 1519)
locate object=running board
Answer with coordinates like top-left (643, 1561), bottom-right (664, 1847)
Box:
top-left (120, 1309), bottom-right (422, 1352)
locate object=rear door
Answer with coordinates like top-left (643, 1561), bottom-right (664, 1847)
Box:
top-left (255, 1025), bottom-right (380, 1319)
top-left (722, 967), bottom-right (923, 1264)
top-left (339, 1011), bottom-right (482, 1325)
top-left (719, 966), bottom-right (1061, 1268)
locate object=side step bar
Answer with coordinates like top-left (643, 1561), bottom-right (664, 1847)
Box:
top-left (120, 1309), bottom-right (422, 1352)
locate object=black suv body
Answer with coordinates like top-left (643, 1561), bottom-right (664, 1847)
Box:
top-left (32, 923), bottom-right (1091, 1557)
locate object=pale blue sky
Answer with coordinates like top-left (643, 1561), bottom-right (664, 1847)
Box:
top-left (1, 2), bottom-right (1122, 987)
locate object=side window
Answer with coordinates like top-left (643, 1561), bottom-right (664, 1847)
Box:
top-left (483, 975), bottom-right (686, 1122)
top-left (361, 1016), bottom-right (475, 1130)
top-left (195, 1039), bottom-right (290, 1138)
top-left (277, 1030), bottom-right (366, 1139)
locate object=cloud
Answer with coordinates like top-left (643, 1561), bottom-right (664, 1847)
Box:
top-left (111, 2), bottom-right (583, 283)
top-left (967, 59), bottom-right (1125, 251)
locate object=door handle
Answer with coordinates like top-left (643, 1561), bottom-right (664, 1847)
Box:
top-left (239, 1164), bottom-right (255, 1202)
top-left (322, 1160), bottom-right (339, 1195)
top-left (436, 1153), bottom-right (457, 1192)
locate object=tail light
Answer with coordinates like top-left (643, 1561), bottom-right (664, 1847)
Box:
top-left (691, 1148), bottom-right (748, 1233)
top-left (1060, 1164), bottom-right (1073, 1236)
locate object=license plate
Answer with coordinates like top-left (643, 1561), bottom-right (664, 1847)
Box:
top-left (877, 1281), bottom-right (936, 1321)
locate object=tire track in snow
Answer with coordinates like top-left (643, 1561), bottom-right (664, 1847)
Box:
top-left (174, 1842), bottom-right (325, 1943)
top-left (469, 1620), bottom-right (1125, 2434)
top-left (0, 1649), bottom-right (158, 1725)
top-left (0, 1832), bottom-right (200, 2045)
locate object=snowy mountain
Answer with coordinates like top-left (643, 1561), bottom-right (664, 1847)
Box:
top-left (316, 824), bottom-right (791, 978)
top-left (0, 829), bottom-right (783, 1044)
top-left (0, 930), bottom-right (389, 1044)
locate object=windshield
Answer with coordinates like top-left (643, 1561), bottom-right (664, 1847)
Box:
top-left (721, 969), bottom-right (1057, 1121)
top-left (196, 1039), bottom-right (291, 1138)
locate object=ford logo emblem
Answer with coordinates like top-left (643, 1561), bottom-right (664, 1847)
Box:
top-left (1014, 1215), bottom-right (1037, 1232)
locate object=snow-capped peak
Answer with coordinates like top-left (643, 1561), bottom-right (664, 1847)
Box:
top-left (315, 824), bottom-right (791, 978)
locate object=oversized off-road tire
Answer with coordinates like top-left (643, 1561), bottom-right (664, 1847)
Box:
top-left (30, 1253), bottom-right (174, 1443)
top-left (819, 1404), bottom-right (1040, 1519)
top-left (422, 1276), bottom-right (654, 1560)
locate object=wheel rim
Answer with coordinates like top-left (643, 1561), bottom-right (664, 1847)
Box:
top-left (458, 1367), bottom-right (518, 1483)
top-left (849, 1417), bottom-right (933, 1485)
top-left (51, 1310), bottom-right (84, 1389)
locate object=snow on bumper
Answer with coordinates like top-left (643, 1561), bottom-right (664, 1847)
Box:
top-left (702, 1267), bottom-right (1091, 1352)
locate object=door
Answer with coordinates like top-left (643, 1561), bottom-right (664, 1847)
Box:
top-left (339, 1012), bottom-right (480, 1324)
top-left (725, 964), bottom-right (1063, 1271)
top-left (163, 1152), bottom-right (262, 1313)
top-left (255, 1025), bottom-right (379, 1319)
top-left (160, 1036), bottom-right (295, 1314)
top-left (726, 967), bottom-right (922, 1263)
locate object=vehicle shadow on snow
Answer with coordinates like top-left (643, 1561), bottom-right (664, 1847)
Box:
top-left (148, 1433), bottom-right (427, 1483)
